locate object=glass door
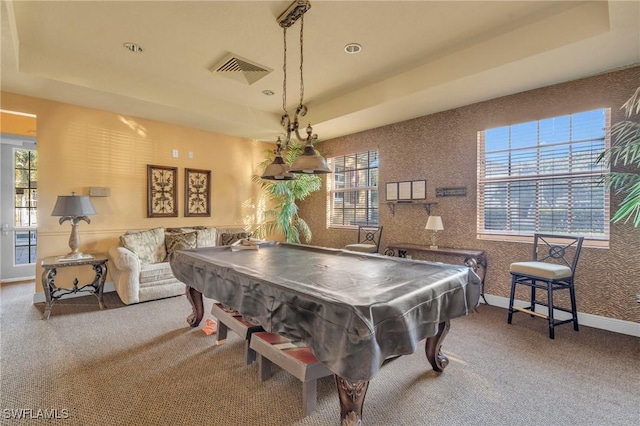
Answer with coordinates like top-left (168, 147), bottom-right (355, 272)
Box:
top-left (1, 135), bottom-right (37, 282)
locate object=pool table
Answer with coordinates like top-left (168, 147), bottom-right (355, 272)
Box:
top-left (170, 242), bottom-right (481, 424)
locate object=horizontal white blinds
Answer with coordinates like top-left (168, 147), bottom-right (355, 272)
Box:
top-left (328, 150), bottom-right (379, 227)
top-left (477, 109), bottom-right (610, 239)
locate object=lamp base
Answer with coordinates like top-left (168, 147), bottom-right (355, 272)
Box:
top-left (58, 252), bottom-right (94, 262)
top-left (430, 245), bottom-right (439, 250)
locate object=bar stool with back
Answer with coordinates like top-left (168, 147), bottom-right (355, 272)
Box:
top-left (344, 226), bottom-right (383, 254)
top-left (507, 233), bottom-right (584, 339)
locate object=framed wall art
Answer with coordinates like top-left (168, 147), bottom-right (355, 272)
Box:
top-left (398, 181), bottom-right (412, 200)
top-left (185, 168), bottom-right (211, 217)
top-left (147, 165), bottom-right (178, 217)
top-left (411, 180), bottom-right (426, 200)
top-left (386, 182), bottom-right (398, 201)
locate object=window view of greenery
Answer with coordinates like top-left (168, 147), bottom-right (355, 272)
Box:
top-left (478, 109), bottom-right (609, 239)
top-left (328, 150), bottom-right (379, 227)
top-left (14, 149), bottom-right (38, 264)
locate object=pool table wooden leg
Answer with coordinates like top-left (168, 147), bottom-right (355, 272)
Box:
top-left (425, 320), bottom-right (451, 372)
top-left (335, 376), bottom-right (369, 426)
top-left (185, 286), bottom-right (204, 327)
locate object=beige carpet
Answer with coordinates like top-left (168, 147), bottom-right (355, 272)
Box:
top-left (1, 281), bottom-right (638, 425)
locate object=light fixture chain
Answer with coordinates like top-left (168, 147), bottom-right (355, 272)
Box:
top-left (299, 15), bottom-right (304, 107)
top-left (282, 27), bottom-right (288, 114)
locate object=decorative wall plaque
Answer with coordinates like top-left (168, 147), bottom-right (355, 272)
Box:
top-left (185, 168), bottom-right (211, 217)
top-left (436, 186), bottom-right (467, 197)
top-left (147, 165), bottom-right (178, 217)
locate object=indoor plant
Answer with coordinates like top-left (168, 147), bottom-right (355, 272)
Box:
top-left (251, 143), bottom-right (322, 243)
top-left (597, 87), bottom-right (640, 227)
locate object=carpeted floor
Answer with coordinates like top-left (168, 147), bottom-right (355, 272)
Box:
top-left (1, 281), bottom-right (638, 425)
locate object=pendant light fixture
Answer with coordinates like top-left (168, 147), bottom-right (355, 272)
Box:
top-left (261, 0), bottom-right (331, 180)
top-left (260, 136), bottom-right (295, 180)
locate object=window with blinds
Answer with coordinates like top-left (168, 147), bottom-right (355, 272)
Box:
top-left (327, 150), bottom-right (379, 227)
top-left (477, 109), bottom-right (610, 243)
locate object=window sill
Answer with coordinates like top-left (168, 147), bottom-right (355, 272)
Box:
top-left (477, 233), bottom-right (609, 249)
top-left (328, 225), bottom-right (360, 231)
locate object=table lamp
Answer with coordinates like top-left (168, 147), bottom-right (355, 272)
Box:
top-left (425, 216), bottom-right (444, 249)
top-left (51, 192), bottom-right (96, 260)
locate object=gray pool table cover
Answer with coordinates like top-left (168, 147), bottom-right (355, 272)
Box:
top-left (170, 242), bottom-right (481, 382)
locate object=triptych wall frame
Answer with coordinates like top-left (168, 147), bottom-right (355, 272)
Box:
top-left (386, 180), bottom-right (426, 201)
top-left (147, 165), bottom-right (211, 218)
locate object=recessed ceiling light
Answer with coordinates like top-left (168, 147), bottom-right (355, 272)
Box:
top-left (344, 43), bottom-right (362, 54)
top-left (262, 90), bottom-right (275, 96)
top-left (123, 42), bottom-right (144, 53)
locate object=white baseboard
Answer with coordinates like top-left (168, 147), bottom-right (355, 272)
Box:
top-left (33, 282), bottom-right (116, 304)
top-left (483, 294), bottom-right (640, 338)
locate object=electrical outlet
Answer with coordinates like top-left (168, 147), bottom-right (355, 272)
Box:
top-left (188, 151), bottom-right (193, 159)
top-left (172, 149), bottom-right (179, 158)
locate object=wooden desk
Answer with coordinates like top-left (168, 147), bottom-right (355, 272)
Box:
top-left (385, 243), bottom-right (488, 304)
top-left (40, 254), bottom-right (109, 320)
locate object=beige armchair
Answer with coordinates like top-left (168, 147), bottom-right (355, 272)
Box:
top-left (108, 226), bottom-right (249, 305)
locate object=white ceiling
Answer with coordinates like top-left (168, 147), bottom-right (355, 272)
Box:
top-left (1, 1), bottom-right (639, 143)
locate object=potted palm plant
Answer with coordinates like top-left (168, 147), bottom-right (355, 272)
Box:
top-left (251, 143), bottom-right (322, 243)
top-left (598, 87), bottom-right (640, 227)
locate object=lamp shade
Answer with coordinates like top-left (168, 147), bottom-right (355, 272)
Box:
top-left (425, 216), bottom-right (444, 231)
top-left (261, 153), bottom-right (295, 180)
top-left (51, 194), bottom-right (96, 217)
top-left (289, 143), bottom-right (331, 174)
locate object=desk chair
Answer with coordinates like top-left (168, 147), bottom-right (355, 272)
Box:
top-left (344, 226), bottom-right (383, 254)
top-left (507, 233), bottom-right (584, 339)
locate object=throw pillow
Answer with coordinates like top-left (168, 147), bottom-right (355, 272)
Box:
top-left (120, 227), bottom-right (167, 264)
top-left (219, 232), bottom-right (249, 246)
top-left (166, 227), bottom-right (217, 247)
top-left (165, 231), bottom-right (198, 259)
top-left (190, 226), bottom-right (218, 247)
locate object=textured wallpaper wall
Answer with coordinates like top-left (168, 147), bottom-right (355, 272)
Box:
top-left (299, 65), bottom-right (640, 323)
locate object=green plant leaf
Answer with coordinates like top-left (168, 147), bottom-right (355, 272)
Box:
top-left (611, 182), bottom-right (640, 226)
top-left (595, 86), bottom-right (640, 227)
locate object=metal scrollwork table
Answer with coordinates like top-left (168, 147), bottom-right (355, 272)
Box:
top-left (385, 243), bottom-right (488, 305)
top-left (40, 254), bottom-right (109, 320)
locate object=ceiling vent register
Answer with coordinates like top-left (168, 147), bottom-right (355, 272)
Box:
top-left (210, 54), bottom-right (272, 85)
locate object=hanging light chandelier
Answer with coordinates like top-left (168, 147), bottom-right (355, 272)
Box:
top-left (261, 0), bottom-right (331, 180)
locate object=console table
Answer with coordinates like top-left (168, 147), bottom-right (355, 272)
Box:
top-left (384, 243), bottom-right (488, 304)
top-left (40, 254), bottom-right (109, 320)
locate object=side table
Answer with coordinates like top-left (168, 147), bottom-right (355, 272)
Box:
top-left (384, 243), bottom-right (488, 304)
top-left (40, 254), bottom-right (109, 320)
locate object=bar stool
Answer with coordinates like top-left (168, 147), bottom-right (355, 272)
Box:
top-left (507, 233), bottom-right (584, 339)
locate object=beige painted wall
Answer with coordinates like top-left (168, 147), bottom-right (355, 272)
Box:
top-left (300, 66), bottom-right (640, 323)
top-left (0, 111), bottom-right (37, 136)
top-left (1, 92), bottom-right (272, 292)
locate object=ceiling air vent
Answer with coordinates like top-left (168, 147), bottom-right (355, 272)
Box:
top-left (210, 54), bottom-right (272, 85)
